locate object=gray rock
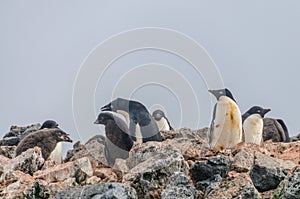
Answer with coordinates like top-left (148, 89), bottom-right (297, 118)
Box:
top-left (0, 124), bottom-right (41, 146)
top-left (206, 173), bottom-right (261, 199)
top-left (231, 148), bottom-right (254, 172)
top-left (0, 146), bottom-right (16, 158)
top-left (250, 152), bottom-right (296, 192)
top-left (64, 135), bottom-right (107, 167)
top-left (274, 166), bottom-right (300, 199)
top-left (123, 142), bottom-right (189, 198)
top-left (190, 155), bottom-right (231, 182)
top-left (195, 174), bottom-right (222, 196)
top-left (54, 183), bottom-right (137, 199)
top-left (161, 172), bottom-right (196, 199)
top-left (2, 146), bottom-right (45, 176)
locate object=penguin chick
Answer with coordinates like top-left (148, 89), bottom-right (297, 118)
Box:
top-left (101, 98), bottom-right (162, 143)
top-left (15, 128), bottom-right (72, 160)
top-left (152, 110), bottom-right (174, 131)
top-left (94, 112), bottom-right (133, 167)
top-left (263, 118), bottom-right (290, 142)
top-left (209, 88), bottom-right (243, 151)
top-left (242, 106), bottom-right (271, 144)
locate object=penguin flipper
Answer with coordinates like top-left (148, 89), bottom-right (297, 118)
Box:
top-left (276, 119), bottom-right (290, 142)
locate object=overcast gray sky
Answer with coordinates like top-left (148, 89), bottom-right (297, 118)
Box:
top-left (1, 1), bottom-right (299, 153)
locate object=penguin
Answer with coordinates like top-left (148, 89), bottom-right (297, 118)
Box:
top-left (263, 118), bottom-right (290, 142)
top-left (242, 106), bottom-right (271, 144)
top-left (152, 110), bottom-right (174, 131)
top-left (15, 128), bottom-right (72, 160)
top-left (209, 88), bottom-right (243, 151)
top-left (101, 98), bottom-right (162, 143)
top-left (94, 112), bottom-right (133, 167)
top-left (39, 120), bottom-right (63, 163)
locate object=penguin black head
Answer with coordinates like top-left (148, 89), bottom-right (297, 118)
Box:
top-left (152, 110), bottom-right (165, 121)
top-left (94, 112), bottom-right (115, 125)
top-left (245, 106), bottom-right (271, 118)
top-left (40, 120), bottom-right (59, 129)
top-left (209, 88), bottom-right (236, 102)
top-left (101, 98), bottom-right (130, 112)
top-left (51, 129), bottom-right (73, 143)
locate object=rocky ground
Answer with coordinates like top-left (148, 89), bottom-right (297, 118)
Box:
top-left (0, 126), bottom-right (299, 199)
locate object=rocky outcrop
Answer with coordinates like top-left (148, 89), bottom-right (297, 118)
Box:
top-left (0, 124), bottom-right (41, 146)
top-left (0, 127), bottom-right (299, 198)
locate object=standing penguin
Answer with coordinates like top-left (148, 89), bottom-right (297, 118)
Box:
top-left (263, 118), bottom-right (290, 142)
top-left (152, 110), bottom-right (174, 131)
top-left (101, 98), bottom-right (162, 143)
top-left (15, 128), bottom-right (72, 160)
top-left (94, 112), bottom-right (133, 167)
top-left (209, 88), bottom-right (243, 151)
top-left (39, 120), bottom-right (63, 163)
top-left (242, 106), bottom-right (271, 144)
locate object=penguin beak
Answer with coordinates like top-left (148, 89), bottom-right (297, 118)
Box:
top-left (61, 133), bottom-right (73, 143)
top-left (208, 89), bottom-right (217, 97)
top-left (94, 120), bottom-right (100, 124)
top-left (263, 108), bottom-right (271, 114)
top-left (101, 103), bottom-right (112, 111)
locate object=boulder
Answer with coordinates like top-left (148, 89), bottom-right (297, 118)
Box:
top-left (274, 166), bottom-right (300, 199)
top-left (250, 152), bottom-right (296, 192)
top-left (64, 135), bottom-right (107, 167)
top-left (190, 155), bottom-right (231, 183)
top-left (161, 172), bottom-right (196, 199)
top-left (34, 157), bottom-right (93, 183)
top-left (0, 146), bottom-right (16, 159)
top-left (2, 146), bottom-right (45, 176)
top-left (123, 142), bottom-right (189, 198)
top-left (206, 172), bottom-right (261, 199)
top-left (54, 183), bottom-right (137, 199)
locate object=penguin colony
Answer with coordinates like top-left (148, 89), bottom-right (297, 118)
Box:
top-left (11, 88), bottom-right (290, 167)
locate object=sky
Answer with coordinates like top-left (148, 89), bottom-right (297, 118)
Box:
top-left (1, 1), bottom-right (299, 154)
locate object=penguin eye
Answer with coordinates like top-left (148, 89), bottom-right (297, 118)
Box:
top-left (257, 110), bottom-right (261, 113)
top-left (219, 91), bottom-right (223, 94)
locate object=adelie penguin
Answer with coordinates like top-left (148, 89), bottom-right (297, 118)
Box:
top-left (94, 112), bottom-right (133, 167)
top-left (101, 98), bottom-right (162, 143)
top-left (152, 110), bottom-right (174, 131)
top-left (15, 128), bottom-right (72, 161)
top-left (209, 88), bottom-right (243, 151)
top-left (242, 106), bottom-right (271, 145)
top-left (39, 120), bottom-right (64, 163)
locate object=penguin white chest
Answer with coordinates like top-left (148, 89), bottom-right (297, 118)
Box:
top-left (49, 142), bottom-right (62, 163)
top-left (243, 114), bottom-right (263, 145)
top-left (210, 96), bottom-right (242, 151)
top-left (155, 117), bottom-right (170, 131)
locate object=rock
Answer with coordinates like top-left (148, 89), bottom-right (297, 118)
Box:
top-left (161, 172), bottom-right (196, 199)
top-left (3, 146), bottom-right (45, 176)
top-left (0, 170), bottom-right (34, 198)
top-left (24, 181), bottom-right (51, 199)
top-left (195, 174), bottom-right (222, 196)
top-left (160, 128), bottom-right (209, 141)
top-left (64, 135), bottom-right (107, 167)
top-left (34, 157), bottom-right (93, 183)
top-left (94, 168), bottom-right (119, 182)
top-left (123, 142), bottom-right (189, 198)
top-left (206, 172), bottom-right (261, 199)
top-left (262, 141), bottom-right (300, 165)
top-left (250, 152), bottom-right (296, 192)
top-left (231, 148), bottom-right (254, 172)
top-left (54, 183), bottom-right (137, 199)
top-left (290, 133), bottom-right (300, 142)
top-left (0, 124), bottom-right (41, 146)
top-left (274, 166), bottom-right (300, 199)
top-left (0, 146), bottom-right (16, 158)
top-left (190, 155), bottom-right (231, 183)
